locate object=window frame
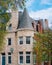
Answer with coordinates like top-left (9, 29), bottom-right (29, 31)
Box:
top-left (19, 52), bottom-right (23, 64)
top-left (8, 52), bottom-right (11, 64)
top-left (26, 36), bottom-right (31, 44)
top-left (8, 38), bottom-right (11, 45)
top-left (26, 52), bottom-right (31, 64)
top-left (8, 24), bottom-right (12, 30)
top-left (19, 36), bottom-right (23, 45)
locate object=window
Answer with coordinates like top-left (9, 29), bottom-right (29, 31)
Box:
top-left (19, 52), bottom-right (23, 64)
top-left (36, 25), bottom-right (39, 32)
top-left (8, 38), bottom-right (11, 45)
top-left (8, 52), bottom-right (11, 64)
top-left (2, 53), bottom-right (5, 65)
top-left (26, 36), bottom-right (31, 44)
top-left (26, 52), bottom-right (31, 63)
top-left (8, 24), bottom-right (12, 30)
top-left (19, 37), bottom-right (23, 44)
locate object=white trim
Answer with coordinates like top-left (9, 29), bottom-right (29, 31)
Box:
top-left (17, 28), bottom-right (34, 31)
top-left (26, 52), bottom-right (31, 64)
top-left (18, 52), bottom-right (23, 64)
top-left (8, 53), bottom-right (11, 64)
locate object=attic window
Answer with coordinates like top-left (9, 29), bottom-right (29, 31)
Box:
top-left (8, 24), bottom-right (12, 30)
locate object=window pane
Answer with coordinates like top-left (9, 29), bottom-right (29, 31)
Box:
top-left (20, 41), bottom-right (23, 44)
top-left (19, 52), bottom-right (23, 64)
top-left (20, 56), bottom-right (23, 63)
top-left (8, 56), bottom-right (11, 64)
top-left (26, 56), bottom-right (30, 63)
top-left (26, 36), bottom-right (31, 44)
top-left (19, 37), bottom-right (23, 44)
top-left (8, 24), bottom-right (12, 30)
top-left (8, 38), bottom-right (11, 45)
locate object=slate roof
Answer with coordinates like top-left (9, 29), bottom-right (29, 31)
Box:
top-left (17, 8), bottom-right (34, 29)
top-left (17, 8), bottom-right (48, 30)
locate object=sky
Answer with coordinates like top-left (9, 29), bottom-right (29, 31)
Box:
top-left (26, 0), bottom-right (52, 28)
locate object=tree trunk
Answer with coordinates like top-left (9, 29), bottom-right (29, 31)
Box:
top-left (36, 54), bottom-right (42, 65)
top-left (36, 61), bottom-right (42, 65)
top-left (48, 61), bottom-right (51, 65)
top-left (48, 51), bottom-right (51, 65)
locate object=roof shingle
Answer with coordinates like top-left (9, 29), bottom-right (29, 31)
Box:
top-left (17, 8), bottom-right (34, 29)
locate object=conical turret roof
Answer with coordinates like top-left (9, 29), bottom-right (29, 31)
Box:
top-left (18, 8), bottom-right (33, 29)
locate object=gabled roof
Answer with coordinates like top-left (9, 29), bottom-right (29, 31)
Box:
top-left (17, 8), bottom-right (34, 29)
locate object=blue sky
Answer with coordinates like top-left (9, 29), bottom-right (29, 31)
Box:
top-left (26, 0), bottom-right (52, 28)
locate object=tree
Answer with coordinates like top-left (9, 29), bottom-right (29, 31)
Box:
top-left (0, 0), bottom-right (26, 51)
top-left (44, 30), bottom-right (52, 65)
top-left (33, 30), bottom-right (52, 65)
top-left (33, 33), bottom-right (47, 65)
top-left (0, 0), bottom-right (26, 11)
top-left (0, 13), bottom-right (11, 51)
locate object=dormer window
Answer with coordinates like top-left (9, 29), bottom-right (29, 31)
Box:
top-left (8, 24), bottom-right (12, 30)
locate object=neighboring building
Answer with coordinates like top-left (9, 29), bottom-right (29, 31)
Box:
top-left (0, 8), bottom-right (48, 65)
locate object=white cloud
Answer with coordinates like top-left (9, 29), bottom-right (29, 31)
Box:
top-left (26, 0), bottom-right (35, 7)
top-left (29, 8), bottom-right (52, 26)
top-left (41, 0), bottom-right (52, 5)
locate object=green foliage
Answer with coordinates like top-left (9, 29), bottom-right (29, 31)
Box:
top-left (0, 13), bottom-right (10, 51)
top-left (0, 23), bottom-right (6, 51)
top-left (33, 31), bottom-right (52, 63)
top-left (0, 0), bottom-right (26, 11)
top-left (0, 13), bottom-right (11, 22)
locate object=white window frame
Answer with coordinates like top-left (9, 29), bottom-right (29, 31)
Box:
top-left (19, 36), bottom-right (23, 45)
top-left (8, 53), bottom-right (11, 64)
top-left (19, 52), bottom-right (23, 64)
top-left (26, 52), bottom-right (31, 64)
top-left (26, 36), bottom-right (31, 44)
